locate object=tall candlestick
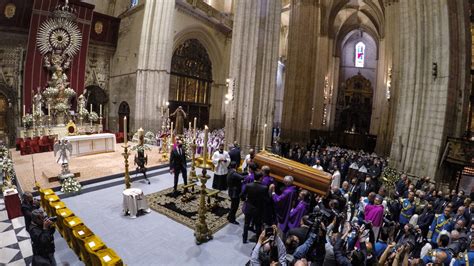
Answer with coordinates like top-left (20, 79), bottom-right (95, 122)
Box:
top-left (203, 125), bottom-right (208, 163)
top-left (80, 105), bottom-right (83, 114)
top-left (90, 104), bottom-right (93, 113)
top-left (124, 116), bottom-right (128, 146)
top-left (23, 105), bottom-right (25, 117)
top-left (48, 104), bottom-right (50, 117)
top-left (100, 104), bottom-right (102, 116)
top-left (263, 123), bottom-right (267, 151)
top-left (170, 122), bottom-right (174, 146)
top-left (193, 117), bottom-right (197, 138)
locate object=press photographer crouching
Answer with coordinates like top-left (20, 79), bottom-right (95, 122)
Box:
top-left (250, 225), bottom-right (287, 266)
top-left (30, 209), bottom-right (57, 266)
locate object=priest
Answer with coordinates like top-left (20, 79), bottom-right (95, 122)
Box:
top-left (269, 175), bottom-right (298, 233)
top-left (211, 143), bottom-right (230, 190)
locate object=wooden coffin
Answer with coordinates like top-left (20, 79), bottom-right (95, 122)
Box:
top-left (254, 151), bottom-right (332, 196)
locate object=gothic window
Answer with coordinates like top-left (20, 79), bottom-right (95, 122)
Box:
top-left (355, 42), bottom-right (365, 68)
top-left (130, 0), bottom-right (139, 8)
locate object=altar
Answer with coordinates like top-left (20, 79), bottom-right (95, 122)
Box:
top-left (64, 133), bottom-right (115, 157)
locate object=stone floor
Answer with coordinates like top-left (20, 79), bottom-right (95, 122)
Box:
top-left (0, 195), bottom-right (82, 265)
top-left (61, 168), bottom-right (255, 265)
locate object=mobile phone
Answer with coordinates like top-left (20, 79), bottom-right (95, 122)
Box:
top-left (265, 227), bottom-right (273, 237)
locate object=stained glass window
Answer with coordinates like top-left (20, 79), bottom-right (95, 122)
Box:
top-left (355, 42), bottom-right (365, 68)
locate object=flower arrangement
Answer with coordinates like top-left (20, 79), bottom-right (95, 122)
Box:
top-left (0, 144), bottom-right (17, 190)
top-left (64, 87), bottom-right (76, 98)
top-left (61, 176), bottom-right (82, 194)
top-left (88, 111), bottom-right (99, 122)
top-left (42, 87), bottom-right (59, 98)
top-left (0, 146), bottom-right (8, 159)
top-left (78, 108), bottom-right (89, 119)
top-left (55, 102), bottom-right (69, 113)
top-left (22, 114), bottom-right (33, 128)
top-left (131, 144), bottom-right (151, 153)
top-left (2, 158), bottom-right (16, 178)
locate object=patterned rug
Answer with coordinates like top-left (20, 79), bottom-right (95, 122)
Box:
top-left (146, 185), bottom-right (242, 234)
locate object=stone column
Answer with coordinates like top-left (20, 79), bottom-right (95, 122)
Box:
top-left (389, 0), bottom-right (470, 179)
top-left (225, 0), bottom-right (281, 151)
top-left (280, 0), bottom-right (320, 142)
top-left (134, 0), bottom-right (175, 131)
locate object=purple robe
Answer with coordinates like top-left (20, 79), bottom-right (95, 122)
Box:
top-left (288, 200), bottom-right (309, 229)
top-left (241, 173), bottom-right (255, 193)
top-left (364, 204), bottom-right (384, 227)
top-left (272, 185), bottom-right (297, 232)
top-left (261, 175), bottom-right (274, 187)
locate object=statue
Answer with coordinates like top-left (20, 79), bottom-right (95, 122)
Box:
top-left (77, 92), bottom-right (87, 113)
top-left (134, 129), bottom-right (150, 184)
top-left (54, 139), bottom-right (73, 180)
top-left (170, 106), bottom-right (187, 135)
top-left (32, 89), bottom-right (43, 116)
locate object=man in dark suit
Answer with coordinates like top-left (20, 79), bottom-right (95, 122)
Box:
top-left (348, 177), bottom-right (360, 206)
top-left (359, 176), bottom-right (373, 197)
top-left (241, 171), bottom-right (269, 243)
top-left (416, 202), bottom-right (435, 238)
top-left (20, 191), bottom-right (40, 233)
top-left (227, 161), bottom-right (244, 225)
top-left (169, 139), bottom-right (187, 196)
top-left (228, 142), bottom-right (241, 169)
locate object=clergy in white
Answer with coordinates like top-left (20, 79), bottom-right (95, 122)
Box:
top-left (211, 143), bottom-right (230, 190)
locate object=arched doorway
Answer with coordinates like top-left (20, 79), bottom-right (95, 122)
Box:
top-left (118, 101), bottom-right (130, 133)
top-left (85, 85), bottom-right (108, 114)
top-left (169, 39), bottom-right (212, 128)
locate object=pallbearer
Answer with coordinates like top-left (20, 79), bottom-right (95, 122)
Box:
top-left (211, 143), bottom-right (230, 190)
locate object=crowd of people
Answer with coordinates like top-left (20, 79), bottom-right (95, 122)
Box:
top-left (220, 140), bottom-right (474, 266)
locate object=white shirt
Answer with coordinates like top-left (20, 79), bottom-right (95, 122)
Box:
top-left (212, 150), bottom-right (230, 175)
top-left (331, 170), bottom-right (341, 188)
top-left (312, 164), bottom-right (324, 171)
top-left (241, 154), bottom-right (251, 171)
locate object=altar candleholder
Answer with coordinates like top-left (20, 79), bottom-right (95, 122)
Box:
top-left (99, 116), bottom-right (103, 133)
top-left (194, 164), bottom-right (213, 245)
top-left (189, 138), bottom-right (198, 182)
top-left (32, 116), bottom-right (37, 137)
top-left (48, 115), bottom-right (52, 135)
top-left (122, 143), bottom-right (131, 189)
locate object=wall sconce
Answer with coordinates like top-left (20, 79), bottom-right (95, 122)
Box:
top-left (224, 78), bottom-right (234, 104)
top-left (386, 67), bottom-right (392, 100)
top-left (432, 62), bottom-right (438, 80)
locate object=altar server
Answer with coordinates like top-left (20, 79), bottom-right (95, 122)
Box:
top-left (212, 143), bottom-right (230, 190)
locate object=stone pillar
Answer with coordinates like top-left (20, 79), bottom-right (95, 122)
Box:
top-left (134, 0), bottom-right (175, 131)
top-left (389, 0), bottom-right (470, 179)
top-left (280, 0), bottom-right (320, 142)
top-left (225, 0), bottom-right (281, 151)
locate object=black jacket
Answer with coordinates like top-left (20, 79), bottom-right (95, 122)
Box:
top-left (226, 169), bottom-right (244, 199)
top-left (21, 201), bottom-right (40, 232)
top-left (241, 181), bottom-right (269, 216)
top-left (359, 182), bottom-right (373, 197)
top-left (348, 184), bottom-right (360, 205)
top-left (417, 210), bottom-right (435, 237)
top-left (170, 146), bottom-right (187, 170)
top-left (228, 147), bottom-right (241, 167)
top-left (30, 223), bottom-right (55, 257)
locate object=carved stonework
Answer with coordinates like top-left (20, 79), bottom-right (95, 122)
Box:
top-left (85, 46), bottom-right (112, 90)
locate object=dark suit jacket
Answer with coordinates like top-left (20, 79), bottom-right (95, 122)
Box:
top-left (359, 182), bottom-right (373, 197)
top-left (170, 147), bottom-right (187, 170)
top-left (349, 184), bottom-right (360, 205)
top-left (417, 211), bottom-right (435, 237)
top-left (241, 181), bottom-right (269, 217)
top-left (228, 147), bottom-right (241, 167)
top-left (227, 169), bottom-right (244, 199)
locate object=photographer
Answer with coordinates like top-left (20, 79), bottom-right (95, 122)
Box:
top-left (30, 209), bottom-right (56, 265)
top-left (250, 225), bottom-right (287, 266)
top-left (21, 191), bottom-right (40, 232)
top-left (333, 223), bottom-right (369, 266)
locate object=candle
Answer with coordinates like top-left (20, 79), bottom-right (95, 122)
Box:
top-left (263, 123), bottom-right (267, 151)
top-left (124, 116), bottom-right (127, 145)
top-left (189, 122), bottom-right (191, 132)
top-left (32, 104), bottom-right (35, 116)
top-left (23, 105), bottom-right (25, 117)
top-left (90, 104), bottom-right (92, 113)
top-left (170, 122), bottom-right (174, 146)
top-left (161, 106), bottom-right (164, 117)
top-left (48, 104), bottom-right (50, 116)
top-left (39, 103), bottom-right (42, 117)
top-left (193, 117), bottom-right (197, 138)
top-left (203, 125), bottom-right (208, 163)
top-left (100, 104), bottom-right (102, 116)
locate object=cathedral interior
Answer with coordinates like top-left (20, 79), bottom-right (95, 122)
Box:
top-left (0, 0), bottom-right (473, 265)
